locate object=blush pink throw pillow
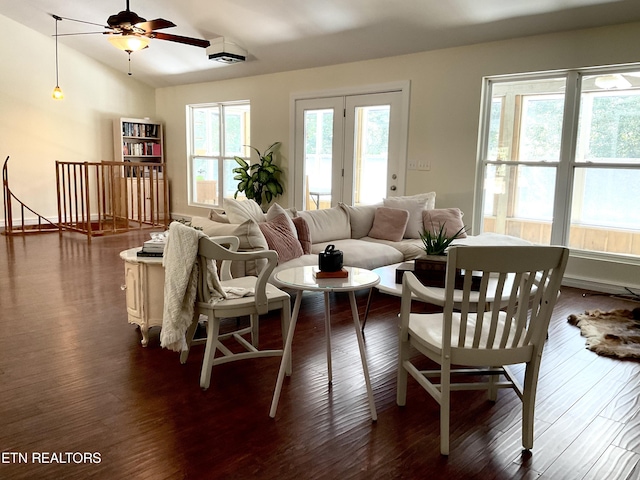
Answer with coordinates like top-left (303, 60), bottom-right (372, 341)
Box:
top-left (422, 208), bottom-right (467, 238)
top-left (368, 207), bottom-right (410, 242)
top-left (258, 213), bottom-right (304, 264)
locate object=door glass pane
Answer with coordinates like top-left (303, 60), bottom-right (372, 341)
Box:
top-left (482, 164), bottom-right (556, 244)
top-left (304, 109), bottom-right (333, 210)
top-left (353, 105), bottom-right (389, 205)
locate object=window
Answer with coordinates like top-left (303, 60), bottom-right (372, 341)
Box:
top-left (187, 101), bottom-right (250, 206)
top-left (477, 67), bottom-right (640, 258)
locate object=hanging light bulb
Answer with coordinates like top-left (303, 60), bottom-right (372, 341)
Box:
top-left (52, 15), bottom-right (63, 100)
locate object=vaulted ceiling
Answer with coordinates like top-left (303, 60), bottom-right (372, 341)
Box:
top-left (2, 0), bottom-right (640, 88)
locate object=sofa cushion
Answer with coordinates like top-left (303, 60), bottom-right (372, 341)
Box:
top-left (423, 208), bottom-right (467, 238)
top-left (339, 203), bottom-right (379, 239)
top-left (361, 237), bottom-right (425, 261)
top-left (312, 239), bottom-right (404, 270)
top-left (298, 206), bottom-right (350, 244)
top-left (259, 213), bottom-right (304, 264)
top-left (223, 198), bottom-right (266, 224)
top-left (368, 207), bottom-right (410, 242)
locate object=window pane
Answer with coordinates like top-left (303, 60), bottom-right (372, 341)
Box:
top-left (192, 157), bottom-right (218, 205)
top-left (577, 75), bottom-right (640, 165)
top-left (482, 163), bottom-right (555, 244)
top-left (489, 77), bottom-right (566, 162)
top-left (224, 104), bottom-right (250, 157)
top-left (569, 167), bottom-right (640, 254)
top-left (223, 159), bottom-right (238, 199)
top-left (193, 107), bottom-right (220, 156)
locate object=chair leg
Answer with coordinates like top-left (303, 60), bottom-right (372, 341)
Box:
top-left (200, 313), bottom-right (220, 390)
top-left (440, 361), bottom-right (451, 456)
top-left (250, 313), bottom-right (259, 347)
top-left (396, 336), bottom-right (409, 407)
top-left (488, 367), bottom-right (498, 402)
top-left (521, 358), bottom-right (542, 450)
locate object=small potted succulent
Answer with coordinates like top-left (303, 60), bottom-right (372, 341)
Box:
top-left (414, 222), bottom-right (467, 287)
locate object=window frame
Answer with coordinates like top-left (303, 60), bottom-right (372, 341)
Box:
top-left (474, 65), bottom-right (640, 263)
top-left (186, 100), bottom-right (250, 208)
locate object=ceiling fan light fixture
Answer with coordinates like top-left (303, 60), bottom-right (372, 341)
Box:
top-left (108, 34), bottom-right (150, 52)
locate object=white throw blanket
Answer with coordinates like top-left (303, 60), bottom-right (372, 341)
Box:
top-left (160, 222), bottom-right (208, 352)
top-left (160, 222), bottom-right (255, 352)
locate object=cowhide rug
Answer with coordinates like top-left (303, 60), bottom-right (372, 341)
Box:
top-left (568, 308), bottom-right (640, 359)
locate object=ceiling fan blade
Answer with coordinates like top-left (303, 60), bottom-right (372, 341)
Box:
top-left (149, 32), bottom-right (210, 48)
top-left (136, 18), bottom-right (175, 32)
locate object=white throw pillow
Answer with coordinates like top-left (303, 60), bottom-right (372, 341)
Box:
top-left (223, 198), bottom-right (266, 224)
top-left (383, 196), bottom-right (426, 239)
top-left (392, 192), bottom-right (436, 210)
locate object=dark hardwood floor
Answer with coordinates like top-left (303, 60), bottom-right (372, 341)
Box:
top-left (1, 230), bottom-right (640, 479)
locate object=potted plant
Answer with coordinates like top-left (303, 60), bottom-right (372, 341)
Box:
top-left (414, 222), bottom-right (467, 287)
top-left (233, 142), bottom-right (284, 208)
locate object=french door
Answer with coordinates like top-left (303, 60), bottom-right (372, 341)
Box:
top-left (293, 87), bottom-right (408, 210)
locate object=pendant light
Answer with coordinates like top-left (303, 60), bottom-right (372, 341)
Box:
top-left (52, 15), bottom-right (63, 100)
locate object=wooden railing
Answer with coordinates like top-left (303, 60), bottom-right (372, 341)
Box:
top-left (56, 160), bottom-right (169, 239)
top-left (2, 156), bottom-right (59, 235)
top-left (2, 156), bottom-right (168, 240)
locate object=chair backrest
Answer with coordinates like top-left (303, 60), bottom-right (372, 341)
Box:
top-left (195, 236), bottom-right (278, 315)
top-left (441, 245), bottom-right (569, 363)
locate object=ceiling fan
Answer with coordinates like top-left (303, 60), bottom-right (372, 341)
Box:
top-left (53, 0), bottom-right (210, 53)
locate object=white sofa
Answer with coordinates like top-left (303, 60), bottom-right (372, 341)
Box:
top-left (188, 195), bottom-right (526, 279)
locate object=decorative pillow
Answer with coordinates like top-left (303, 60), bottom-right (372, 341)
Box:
top-left (383, 197), bottom-right (426, 239)
top-left (368, 207), bottom-right (410, 242)
top-left (392, 192), bottom-right (436, 210)
top-left (292, 216), bottom-right (312, 254)
top-left (339, 203), bottom-right (380, 239)
top-left (266, 203), bottom-right (298, 239)
top-left (223, 198), bottom-right (266, 224)
top-left (208, 209), bottom-right (230, 223)
top-left (258, 213), bottom-right (304, 264)
top-left (422, 208), bottom-right (467, 238)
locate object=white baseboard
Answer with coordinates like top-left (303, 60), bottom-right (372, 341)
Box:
top-left (562, 275), bottom-right (640, 297)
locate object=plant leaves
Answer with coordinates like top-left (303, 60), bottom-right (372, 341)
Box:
top-left (234, 156), bottom-right (248, 168)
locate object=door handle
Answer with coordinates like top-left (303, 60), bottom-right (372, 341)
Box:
top-left (390, 185), bottom-right (397, 191)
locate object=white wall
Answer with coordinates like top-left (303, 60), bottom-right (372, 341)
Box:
top-left (156, 21), bottom-right (640, 293)
top-left (0, 13), bottom-right (156, 221)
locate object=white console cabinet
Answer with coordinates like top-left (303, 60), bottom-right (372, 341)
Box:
top-left (120, 248), bottom-right (165, 346)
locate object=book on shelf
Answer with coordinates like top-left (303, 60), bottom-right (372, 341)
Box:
top-left (313, 267), bottom-right (349, 279)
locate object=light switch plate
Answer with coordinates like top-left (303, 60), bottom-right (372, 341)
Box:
top-left (417, 161), bottom-right (431, 171)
